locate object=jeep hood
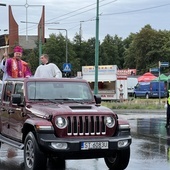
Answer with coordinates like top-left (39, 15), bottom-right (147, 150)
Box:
top-left (26, 103), bottom-right (113, 117)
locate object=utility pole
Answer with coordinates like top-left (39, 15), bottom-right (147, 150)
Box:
top-left (94, 0), bottom-right (99, 95)
top-left (79, 21), bottom-right (84, 44)
top-left (158, 61), bottom-right (161, 105)
top-left (79, 22), bottom-right (82, 44)
top-left (39, 25), bottom-right (42, 65)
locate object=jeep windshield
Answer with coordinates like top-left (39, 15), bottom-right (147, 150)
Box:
top-left (26, 81), bottom-right (93, 102)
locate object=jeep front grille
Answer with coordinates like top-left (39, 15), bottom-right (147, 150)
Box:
top-left (67, 116), bottom-right (106, 136)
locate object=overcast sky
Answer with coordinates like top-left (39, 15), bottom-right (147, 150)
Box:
top-left (1, 0), bottom-right (170, 41)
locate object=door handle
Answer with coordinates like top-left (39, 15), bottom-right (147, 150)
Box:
top-left (8, 110), bottom-right (14, 114)
top-left (21, 112), bottom-right (27, 117)
top-left (0, 108), bottom-right (6, 111)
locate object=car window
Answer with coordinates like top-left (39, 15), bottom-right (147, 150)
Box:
top-left (14, 83), bottom-right (24, 102)
top-left (4, 83), bottom-right (14, 102)
top-left (27, 81), bottom-right (93, 101)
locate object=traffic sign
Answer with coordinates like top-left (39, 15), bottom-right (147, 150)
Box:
top-left (150, 68), bottom-right (159, 73)
top-left (160, 62), bottom-right (169, 67)
top-left (63, 63), bottom-right (71, 72)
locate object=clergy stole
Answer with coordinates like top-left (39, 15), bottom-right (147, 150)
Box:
top-left (8, 58), bottom-right (27, 78)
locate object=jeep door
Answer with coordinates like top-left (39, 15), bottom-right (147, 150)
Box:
top-left (8, 83), bottom-right (26, 141)
top-left (0, 82), bottom-right (14, 136)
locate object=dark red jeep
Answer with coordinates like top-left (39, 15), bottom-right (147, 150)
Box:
top-left (0, 78), bottom-right (131, 170)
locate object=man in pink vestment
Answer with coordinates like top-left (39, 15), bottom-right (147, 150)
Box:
top-left (0, 46), bottom-right (32, 81)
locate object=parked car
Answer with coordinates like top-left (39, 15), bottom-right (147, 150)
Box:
top-left (0, 78), bottom-right (131, 170)
top-left (134, 81), bottom-right (167, 99)
top-left (127, 77), bottom-right (138, 97)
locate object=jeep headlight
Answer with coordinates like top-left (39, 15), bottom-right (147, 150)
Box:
top-left (105, 116), bottom-right (115, 128)
top-left (55, 117), bottom-right (67, 129)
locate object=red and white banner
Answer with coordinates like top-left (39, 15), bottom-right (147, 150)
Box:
top-left (117, 69), bottom-right (136, 76)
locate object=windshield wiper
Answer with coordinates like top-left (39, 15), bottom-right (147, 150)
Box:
top-left (48, 99), bottom-right (63, 104)
top-left (29, 99), bottom-right (61, 104)
top-left (61, 98), bottom-right (84, 103)
top-left (29, 98), bottom-right (88, 104)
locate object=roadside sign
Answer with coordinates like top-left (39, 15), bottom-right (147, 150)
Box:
top-left (150, 68), bottom-right (159, 72)
top-left (160, 62), bottom-right (169, 67)
top-left (63, 63), bottom-right (71, 72)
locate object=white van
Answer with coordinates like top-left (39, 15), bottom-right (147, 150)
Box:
top-left (127, 77), bottom-right (138, 97)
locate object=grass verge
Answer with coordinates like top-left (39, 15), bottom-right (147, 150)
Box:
top-left (101, 98), bottom-right (167, 110)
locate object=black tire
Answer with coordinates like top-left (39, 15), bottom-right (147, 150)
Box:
top-left (104, 148), bottom-right (130, 170)
top-left (48, 157), bottom-right (66, 169)
top-left (24, 132), bottom-right (47, 170)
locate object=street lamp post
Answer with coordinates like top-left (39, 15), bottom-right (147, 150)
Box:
top-left (39, 25), bottom-right (42, 65)
top-left (0, 3), bottom-right (6, 6)
top-left (48, 28), bottom-right (68, 63)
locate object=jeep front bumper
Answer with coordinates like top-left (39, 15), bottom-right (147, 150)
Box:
top-left (36, 133), bottom-right (132, 159)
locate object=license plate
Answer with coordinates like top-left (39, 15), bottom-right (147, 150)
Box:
top-left (81, 141), bottom-right (108, 150)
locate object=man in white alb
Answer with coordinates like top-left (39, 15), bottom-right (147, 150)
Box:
top-left (34, 54), bottom-right (62, 78)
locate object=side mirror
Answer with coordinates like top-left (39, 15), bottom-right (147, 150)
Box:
top-left (94, 94), bottom-right (101, 105)
top-left (12, 94), bottom-right (22, 104)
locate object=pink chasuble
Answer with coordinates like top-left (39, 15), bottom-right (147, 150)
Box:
top-left (6, 58), bottom-right (31, 78)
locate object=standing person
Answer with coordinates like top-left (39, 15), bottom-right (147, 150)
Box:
top-left (0, 52), bottom-right (10, 82)
top-left (34, 54), bottom-right (62, 78)
top-left (165, 89), bottom-right (170, 128)
top-left (118, 84), bottom-right (124, 102)
top-left (0, 46), bottom-right (32, 82)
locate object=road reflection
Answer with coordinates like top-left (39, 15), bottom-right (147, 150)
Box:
top-left (1, 115), bottom-right (170, 170)
top-left (0, 144), bottom-right (106, 170)
top-left (166, 128), bottom-right (170, 162)
top-left (127, 116), bottom-right (170, 170)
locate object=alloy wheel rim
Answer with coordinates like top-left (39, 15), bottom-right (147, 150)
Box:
top-left (25, 139), bottom-right (34, 168)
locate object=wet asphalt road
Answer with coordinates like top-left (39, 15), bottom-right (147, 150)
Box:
top-left (0, 110), bottom-right (170, 170)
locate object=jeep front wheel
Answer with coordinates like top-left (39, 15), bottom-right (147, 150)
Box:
top-left (24, 132), bottom-right (47, 170)
top-left (104, 148), bottom-right (130, 170)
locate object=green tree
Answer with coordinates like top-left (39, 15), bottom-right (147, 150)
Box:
top-left (100, 34), bottom-right (124, 68)
top-left (124, 25), bottom-right (170, 74)
top-left (83, 37), bottom-right (96, 66)
top-left (123, 33), bottom-right (137, 69)
top-left (123, 25), bottom-right (170, 74)
top-left (22, 48), bottom-right (39, 74)
top-left (24, 24), bottom-right (170, 77)
top-left (113, 35), bottom-right (125, 69)
top-left (42, 33), bottom-right (64, 69)
top-left (100, 34), bottom-right (116, 65)
top-left (72, 33), bottom-right (84, 73)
